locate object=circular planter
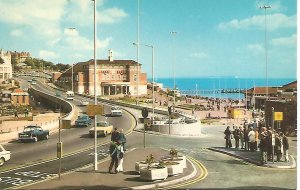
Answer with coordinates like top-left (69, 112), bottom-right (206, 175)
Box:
top-left (163, 161), bottom-right (183, 176)
top-left (162, 156), bottom-right (186, 168)
top-left (140, 166), bottom-right (168, 181)
top-left (135, 161), bottom-right (159, 173)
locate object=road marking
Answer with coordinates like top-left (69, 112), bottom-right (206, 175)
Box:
top-left (159, 156), bottom-right (208, 189)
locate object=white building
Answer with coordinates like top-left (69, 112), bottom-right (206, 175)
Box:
top-left (0, 49), bottom-right (13, 82)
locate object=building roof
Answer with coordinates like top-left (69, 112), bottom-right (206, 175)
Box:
top-left (245, 87), bottom-right (278, 95)
top-left (282, 80), bottom-right (297, 89)
top-left (11, 88), bottom-right (29, 96)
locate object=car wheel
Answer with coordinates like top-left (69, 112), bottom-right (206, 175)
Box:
top-left (45, 134), bottom-right (49, 140)
top-left (0, 158), bottom-right (4, 166)
top-left (33, 137), bottom-right (38, 142)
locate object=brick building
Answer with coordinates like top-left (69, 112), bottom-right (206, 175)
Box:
top-left (10, 88), bottom-right (29, 106)
top-left (56, 50), bottom-right (147, 96)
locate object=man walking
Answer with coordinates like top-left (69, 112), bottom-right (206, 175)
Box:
top-left (111, 128), bottom-right (119, 142)
top-left (233, 126), bottom-right (240, 148)
top-left (248, 127), bottom-right (256, 152)
top-left (108, 142), bottom-right (119, 174)
top-left (282, 132), bottom-right (290, 162)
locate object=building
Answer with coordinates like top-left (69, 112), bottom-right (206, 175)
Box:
top-left (0, 49), bottom-right (13, 82)
top-left (10, 88), bottom-right (30, 106)
top-left (244, 81), bottom-right (297, 110)
top-left (56, 50), bottom-right (147, 96)
top-left (10, 51), bottom-right (31, 64)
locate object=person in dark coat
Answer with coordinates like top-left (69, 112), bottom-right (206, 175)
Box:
top-left (233, 126), bottom-right (240, 148)
top-left (244, 125), bottom-right (249, 151)
top-left (259, 127), bottom-right (268, 164)
top-left (275, 133), bottom-right (283, 162)
top-left (224, 126), bottom-right (232, 148)
top-left (266, 127), bottom-right (273, 161)
top-left (111, 128), bottom-right (119, 142)
top-left (108, 142), bottom-right (119, 174)
top-left (281, 132), bottom-right (290, 162)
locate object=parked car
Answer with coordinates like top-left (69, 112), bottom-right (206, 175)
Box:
top-left (18, 125), bottom-right (49, 142)
top-left (89, 121), bottom-right (113, 137)
top-left (31, 81), bottom-right (37, 85)
top-left (0, 145), bottom-right (11, 166)
top-left (75, 114), bottom-right (92, 127)
top-left (111, 106), bottom-right (122, 117)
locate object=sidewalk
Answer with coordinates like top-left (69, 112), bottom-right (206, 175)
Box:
top-left (22, 148), bottom-right (199, 190)
top-left (209, 147), bottom-right (296, 169)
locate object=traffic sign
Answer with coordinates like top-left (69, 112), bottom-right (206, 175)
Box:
top-left (86, 104), bottom-right (104, 116)
top-left (274, 112), bottom-right (283, 121)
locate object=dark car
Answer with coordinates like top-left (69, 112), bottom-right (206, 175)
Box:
top-left (75, 114), bottom-right (92, 127)
top-left (18, 125), bottom-right (49, 142)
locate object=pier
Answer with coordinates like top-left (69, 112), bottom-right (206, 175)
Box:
top-left (180, 88), bottom-right (246, 95)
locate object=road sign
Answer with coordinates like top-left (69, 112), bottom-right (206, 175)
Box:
top-left (142, 108), bottom-right (148, 118)
top-left (274, 112), bottom-right (283, 121)
top-left (86, 104), bottom-right (104, 116)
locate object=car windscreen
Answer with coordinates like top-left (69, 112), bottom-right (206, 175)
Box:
top-left (24, 127), bottom-right (35, 132)
top-left (97, 122), bottom-right (108, 127)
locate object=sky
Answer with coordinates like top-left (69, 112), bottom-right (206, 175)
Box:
top-left (0, 0), bottom-right (297, 79)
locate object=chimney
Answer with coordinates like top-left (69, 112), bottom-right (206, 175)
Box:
top-left (108, 49), bottom-right (113, 62)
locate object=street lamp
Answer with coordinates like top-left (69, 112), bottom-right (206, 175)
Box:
top-left (92, 0), bottom-right (98, 171)
top-left (68, 27), bottom-right (76, 92)
top-left (170, 31), bottom-right (177, 106)
top-left (136, 0), bottom-right (140, 104)
top-left (133, 43), bottom-right (155, 118)
top-left (260, 5), bottom-right (271, 101)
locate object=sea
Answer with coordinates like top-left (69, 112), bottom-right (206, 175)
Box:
top-left (153, 77), bottom-right (296, 100)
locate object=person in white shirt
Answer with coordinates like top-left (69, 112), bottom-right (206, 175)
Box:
top-left (116, 142), bottom-right (124, 173)
top-left (248, 127), bottom-right (256, 152)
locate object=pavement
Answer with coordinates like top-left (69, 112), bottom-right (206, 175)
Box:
top-left (19, 147), bottom-right (201, 190)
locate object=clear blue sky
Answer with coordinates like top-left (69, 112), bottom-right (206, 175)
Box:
top-left (0, 0), bottom-right (297, 79)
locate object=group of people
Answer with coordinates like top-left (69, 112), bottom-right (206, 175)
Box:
top-left (224, 124), bottom-right (289, 164)
top-left (108, 128), bottom-right (126, 174)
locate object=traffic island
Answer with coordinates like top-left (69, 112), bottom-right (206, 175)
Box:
top-left (23, 148), bottom-right (201, 190)
top-left (209, 147), bottom-right (296, 169)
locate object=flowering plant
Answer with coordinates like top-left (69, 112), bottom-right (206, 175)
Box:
top-left (169, 148), bottom-right (178, 158)
top-left (145, 154), bottom-right (155, 169)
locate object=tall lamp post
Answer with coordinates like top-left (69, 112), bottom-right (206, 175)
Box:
top-left (92, 0), bottom-right (98, 171)
top-left (136, 0), bottom-right (140, 104)
top-left (133, 43), bottom-right (155, 118)
top-left (68, 27), bottom-right (76, 92)
top-left (170, 31), bottom-right (177, 106)
top-left (260, 5), bottom-right (271, 101)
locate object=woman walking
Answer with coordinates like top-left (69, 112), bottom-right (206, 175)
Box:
top-left (116, 141), bottom-right (125, 173)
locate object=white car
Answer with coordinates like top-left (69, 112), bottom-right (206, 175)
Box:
top-left (111, 106), bottom-right (122, 117)
top-left (0, 145), bottom-right (11, 166)
top-left (80, 100), bottom-right (89, 106)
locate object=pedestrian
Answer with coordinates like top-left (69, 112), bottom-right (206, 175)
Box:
top-left (281, 132), bottom-right (290, 162)
top-left (116, 141), bottom-right (125, 173)
top-left (111, 128), bottom-right (119, 142)
top-left (244, 125), bottom-right (249, 151)
top-left (224, 126), bottom-right (232, 148)
top-left (108, 142), bottom-right (119, 174)
top-left (192, 107), bottom-right (195, 115)
top-left (259, 127), bottom-right (268, 164)
top-left (275, 132), bottom-right (283, 162)
top-left (248, 127), bottom-right (256, 152)
top-left (233, 126), bottom-right (240, 149)
top-left (118, 129), bottom-right (126, 151)
top-left (239, 126), bottom-right (244, 149)
top-left (14, 110), bottom-right (18, 118)
top-left (254, 128), bottom-right (259, 151)
top-left (266, 127), bottom-right (273, 161)
top-left (24, 108), bottom-right (29, 117)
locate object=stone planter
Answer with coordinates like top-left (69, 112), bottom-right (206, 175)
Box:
top-left (140, 166), bottom-right (168, 181)
top-left (163, 161), bottom-right (183, 176)
top-left (162, 156), bottom-right (186, 168)
top-left (135, 161), bottom-right (159, 173)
